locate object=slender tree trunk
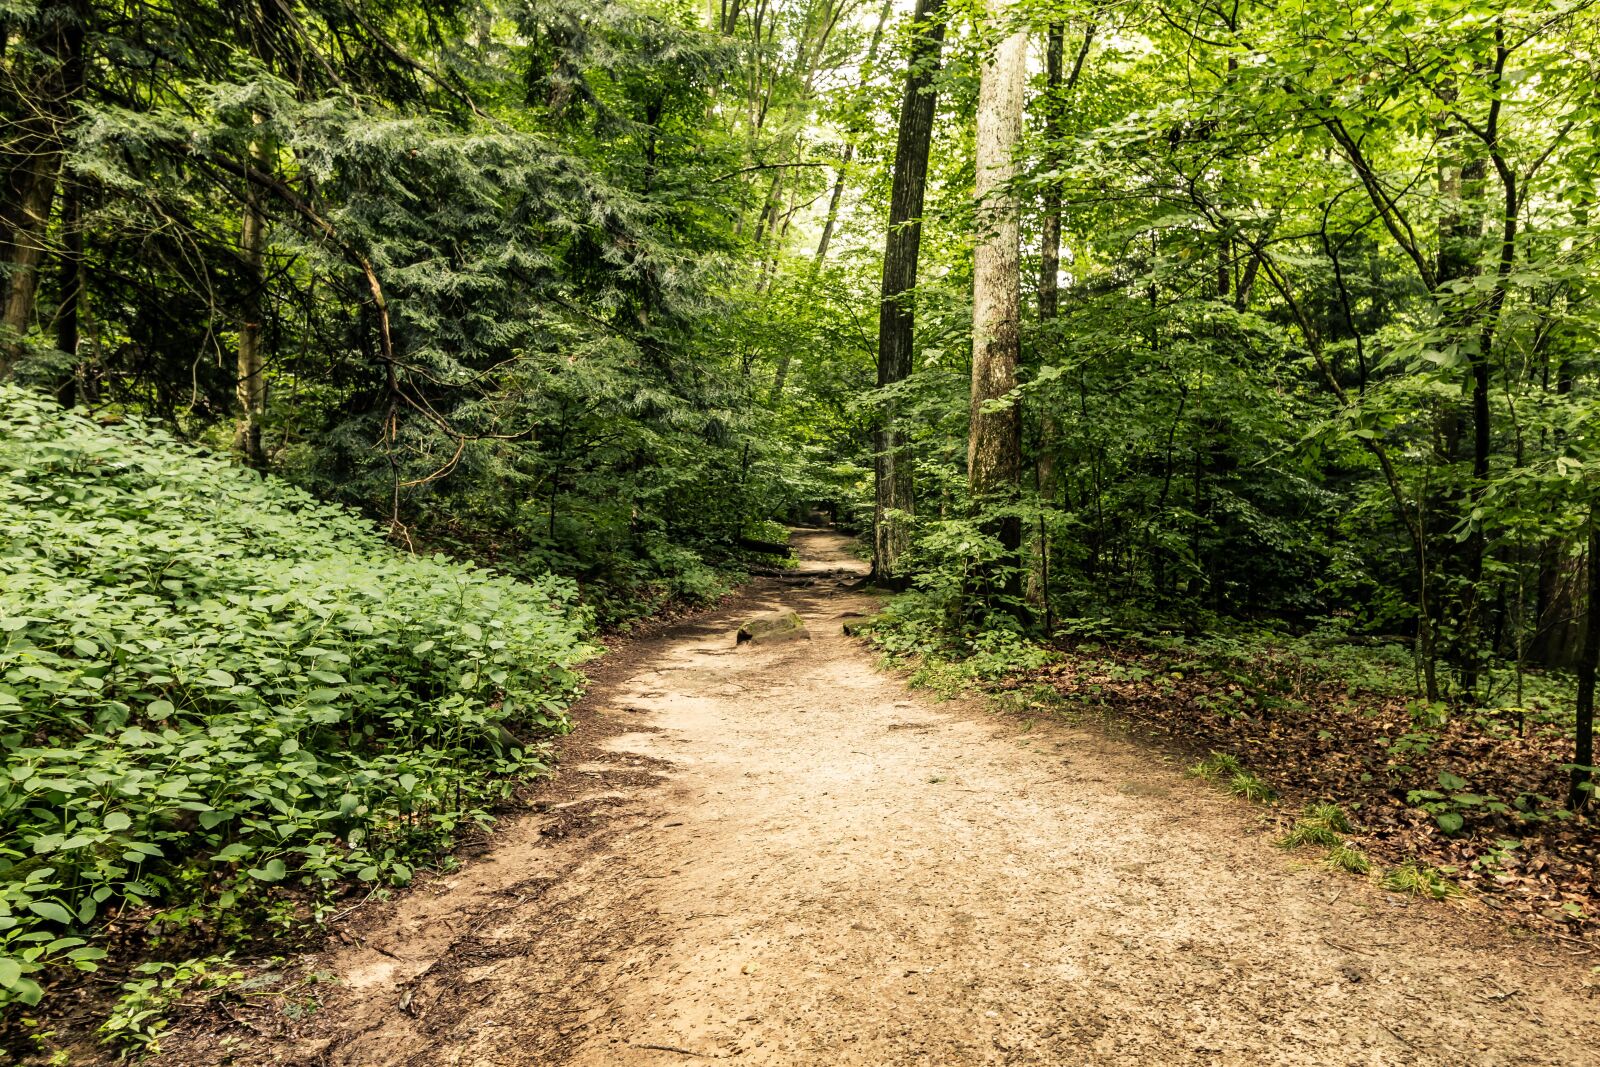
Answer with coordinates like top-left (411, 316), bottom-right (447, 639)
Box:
top-left (1453, 155), bottom-right (1490, 695)
top-left (1571, 502), bottom-right (1599, 810)
top-left (1027, 23), bottom-right (1064, 618)
top-left (816, 0), bottom-right (893, 268)
top-left (53, 179), bottom-right (80, 405)
top-left (812, 144), bottom-right (852, 268)
top-left (0, 0), bottom-right (83, 379)
top-left (967, 2), bottom-right (1027, 605)
top-left (1429, 134), bottom-right (1485, 695)
top-left (2, 161), bottom-right (57, 374)
top-left (233, 130), bottom-right (271, 469)
top-left (52, 2), bottom-right (86, 406)
top-left (871, 0), bottom-right (947, 585)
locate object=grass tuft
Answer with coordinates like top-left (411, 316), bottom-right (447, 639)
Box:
top-left (1226, 770), bottom-right (1276, 802)
top-left (1279, 821), bottom-right (1340, 849)
top-left (1190, 751), bottom-right (1242, 781)
top-left (1324, 843), bottom-right (1372, 874)
top-left (1189, 751), bottom-right (1273, 802)
top-left (1278, 802), bottom-right (1353, 849)
top-left (1381, 861), bottom-right (1462, 901)
top-left (1304, 802), bottom-right (1351, 832)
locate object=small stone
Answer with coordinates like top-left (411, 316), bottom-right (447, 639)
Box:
top-left (736, 610), bottom-right (809, 645)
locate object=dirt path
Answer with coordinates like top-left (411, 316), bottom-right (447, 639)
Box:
top-left (188, 528), bottom-right (1598, 1066)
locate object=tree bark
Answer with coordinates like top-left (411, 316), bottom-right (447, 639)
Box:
top-left (1571, 503), bottom-right (1599, 811)
top-left (1026, 23), bottom-right (1064, 617)
top-left (2, 159), bottom-right (57, 375)
top-left (967, 2), bottom-right (1027, 603)
top-left (0, 0), bottom-right (84, 379)
top-left (871, 0), bottom-right (947, 585)
top-left (52, 179), bottom-right (80, 405)
top-left (233, 129), bottom-right (271, 469)
top-left (1441, 151), bottom-right (1489, 694)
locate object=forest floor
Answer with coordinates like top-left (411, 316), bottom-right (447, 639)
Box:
top-left (160, 528), bottom-right (1600, 1067)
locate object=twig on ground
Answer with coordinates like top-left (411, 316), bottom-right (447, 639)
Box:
top-left (633, 1042), bottom-right (706, 1056)
top-left (1379, 1022), bottom-right (1411, 1046)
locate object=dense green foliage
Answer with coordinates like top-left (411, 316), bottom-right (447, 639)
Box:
top-left (779, 0), bottom-right (1600, 675)
top-left (5, 0), bottom-right (811, 625)
top-left (0, 387), bottom-right (590, 1011)
top-left (744, 0), bottom-right (1600, 823)
top-left (4, 0), bottom-right (1600, 1042)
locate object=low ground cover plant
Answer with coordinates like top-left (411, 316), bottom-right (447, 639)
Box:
top-left (0, 388), bottom-right (593, 1018)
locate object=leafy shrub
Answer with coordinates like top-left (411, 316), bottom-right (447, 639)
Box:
top-left (1406, 769), bottom-right (1516, 834)
top-left (97, 955), bottom-right (244, 1056)
top-left (0, 387), bottom-right (593, 1010)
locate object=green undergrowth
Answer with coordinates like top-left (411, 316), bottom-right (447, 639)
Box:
top-left (863, 591), bottom-right (1059, 696)
top-left (0, 387), bottom-right (594, 1024)
top-left (1277, 803), bottom-right (1372, 874)
top-left (1380, 861), bottom-right (1463, 901)
top-left (425, 518), bottom-right (755, 634)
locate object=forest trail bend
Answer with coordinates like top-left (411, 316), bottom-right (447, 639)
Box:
top-left (221, 528), bottom-right (1595, 1067)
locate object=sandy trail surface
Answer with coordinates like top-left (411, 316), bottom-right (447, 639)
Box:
top-left (179, 527), bottom-right (1598, 1066)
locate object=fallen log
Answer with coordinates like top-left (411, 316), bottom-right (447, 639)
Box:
top-left (737, 535), bottom-right (794, 557)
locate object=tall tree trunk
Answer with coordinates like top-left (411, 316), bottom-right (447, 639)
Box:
top-left (1027, 23), bottom-right (1063, 617)
top-left (233, 131), bottom-right (270, 469)
top-left (53, 179), bottom-right (80, 405)
top-left (871, 0), bottom-right (947, 585)
top-left (1023, 21), bottom-right (1092, 620)
top-left (2, 159), bottom-right (57, 375)
top-left (1571, 502), bottom-right (1599, 811)
top-left (1027, 21), bottom-right (1092, 620)
top-left (1429, 130), bottom-right (1485, 695)
top-left (51, 0), bottom-right (86, 406)
top-left (0, 0), bottom-right (83, 379)
top-left (967, 2), bottom-right (1027, 606)
top-left (1452, 154), bottom-right (1491, 695)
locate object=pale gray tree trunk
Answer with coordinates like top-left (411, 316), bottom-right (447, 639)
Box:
top-left (967, 5), bottom-right (1027, 600)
